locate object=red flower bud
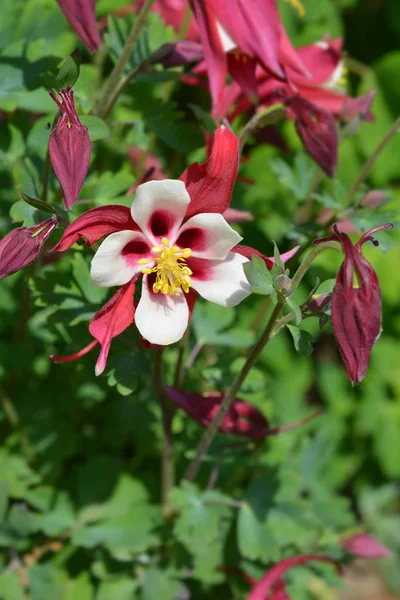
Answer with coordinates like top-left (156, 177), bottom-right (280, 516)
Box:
top-left (165, 387), bottom-right (322, 440)
top-left (56, 0), bottom-right (102, 53)
top-left (289, 96), bottom-right (338, 177)
top-left (315, 223), bottom-right (393, 384)
top-left (0, 218), bottom-right (56, 280)
top-left (49, 86), bottom-right (91, 211)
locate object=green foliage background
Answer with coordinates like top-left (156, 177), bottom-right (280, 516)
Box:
top-left (0, 0), bottom-right (399, 598)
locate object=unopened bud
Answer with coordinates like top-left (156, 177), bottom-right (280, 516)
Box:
top-left (56, 0), bottom-right (102, 53)
top-left (49, 86), bottom-right (91, 211)
top-left (0, 218), bottom-right (57, 280)
top-left (274, 274), bottom-right (292, 296)
top-left (307, 292), bottom-right (333, 313)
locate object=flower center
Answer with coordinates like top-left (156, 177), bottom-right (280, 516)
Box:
top-left (138, 237), bottom-right (192, 296)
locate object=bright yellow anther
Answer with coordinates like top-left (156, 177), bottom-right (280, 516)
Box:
top-left (137, 258), bottom-right (149, 265)
top-left (282, 0), bottom-right (305, 18)
top-left (141, 238), bottom-right (193, 296)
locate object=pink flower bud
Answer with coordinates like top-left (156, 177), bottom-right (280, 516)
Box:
top-left (49, 86), bottom-right (91, 211)
top-left (56, 0), bottom-right (102, 53)
top-left (341, 533), bottom-right (392, 558)
top-left (150, 41), bottom-right (203, 68)
top-left (315, 223), bottom-right (393, 384)
top-left (0, 218), bottom-right (56, 280)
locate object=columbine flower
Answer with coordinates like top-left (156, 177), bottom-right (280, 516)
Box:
top-left (316, 223), bottom-right (393, 385)
top-left (54, 127), bottom-right (284, 374)
top-left (188, 0), bottom-right (308, 114)
top-left (165, 387), bottom-right (322, 440)
top-left (56, 0), bottom-right (102, 53)
top-left (49, 86), bottom-right (91, 211)
top-left (0, 218), bottom-right (57, 280)
top-left (214, 38), bottom-right (375, 176)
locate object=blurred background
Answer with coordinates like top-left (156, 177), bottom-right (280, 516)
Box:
top-left (0, 0), bottom-right (399, 598)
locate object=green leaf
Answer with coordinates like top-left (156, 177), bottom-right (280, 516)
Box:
top-left (72, 253), bottom-right (108, 305)
top-left (0, 572), bottom-right (25, 600)
top-left (243, 255), bottom-right (275, 295)
top-left (106, 12), bottom-right (174, 75)
top-left (169, 483), bottom-right (233, 582)
top-left (287, 325), bottom-right (314, 356)
top-left (80, 116), bottom-right (110, 141)
top-left (286, 297), bottom-right (302, 325)
top-left (97, 578), bottom-right (137, 600)
top-left (141, 568), bottom-right (182, 600)
top-left (188, 103), bottom-right (217, 135)
top-left (192, 303), bottom-right (254, 347)
top-left (20, 192), bottom-right (58, 215)
top-left (56, 49), bottom-right (81, 89)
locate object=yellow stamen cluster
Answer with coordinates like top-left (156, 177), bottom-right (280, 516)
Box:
top-left (338, 66), bottom-right (349, 87)
top-left (282, 0), bottom-right (305, 18)
top-left (139, 237), bottom-right (192, 296)
top-left (232, 49), bottom-right (249, 64)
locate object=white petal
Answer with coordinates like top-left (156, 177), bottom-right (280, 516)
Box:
top-left (175, 213), bottom-right (242, 260)
top-left (191, 252), bottom-right (251, 307)
top-left (216, 21), bottom-right (236, 52)
top-left (135, 276), bottom-right (189, 345)
top-left (91, 231), bottom-right (152, 287)
top-left (131, 180), bottom-right (191, 245)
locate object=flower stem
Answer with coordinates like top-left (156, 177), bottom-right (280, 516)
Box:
top-left (96, 0), bottom-right (156, 119)
top-left (154, 349), bottom-right (174, 515)
top-left (345, 116), bottom-right (400, 207)
top-left (239, 103), bottom-right (286, 154)
top-left (290, 241), bottom-right (342, 293)
top-left (183, 296), bottom-right (287, 482)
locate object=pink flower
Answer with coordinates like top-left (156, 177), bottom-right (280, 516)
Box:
top-left (49, 86), bottom-right (91, 211)
top-left (0, 218), bottom-right (57, 280)
top-left (165, 386), bottom-right (322, 440)
top-left (315, 223), bottom-right (393, 384)
top-left (188, 0), bottom-right (307, 114)
top-left (341, 533), bottom-right (392, 558)
top-left (56, 0), bottom-right (102, 53)
top-left (55, 127), bottom-right (275, 373)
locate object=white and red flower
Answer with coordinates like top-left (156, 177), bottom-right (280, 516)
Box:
top-left (54, 127), bottom-right (294, 374)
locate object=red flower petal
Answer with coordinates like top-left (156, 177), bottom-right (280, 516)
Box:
top-left (56, 0), bottom-right (102, 53)
top-left (89, 280), bottom-right (136, 376)
top-left (180, 126), bottom-right (239, 218)
top-left (54, 206), bottom-right (138, 252)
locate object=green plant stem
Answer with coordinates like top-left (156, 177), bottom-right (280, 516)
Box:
top-left (239, 103), bottom-right (286, 154)
top-left (183, 296), bottom-right (287, 482)
top-left (96, 0), bottom-right (156, 119)
top-left (290, 241), bottom-right (342, 293)
top-left (154, 350), bottom-right (174, 515)
top-left (345, 116), bottom-right (400, 207)
top-left (1, 392), bottom-right (35, 463)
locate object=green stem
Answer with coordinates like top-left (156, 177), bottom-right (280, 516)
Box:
top-left (239, 103), bottom-right (286, 154)
top-left (154, 350), bottom-right (174, 515)
top-left (96, 0), bottom-right (156, 119)
top-left (345, 116), bottom-right (400, 207)
top-left (183, 296), bottom-right (287, 482)
top-left (1, 392), bottom-right (35, 463)
top-left (291, 241), bottom-right (342, 293)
